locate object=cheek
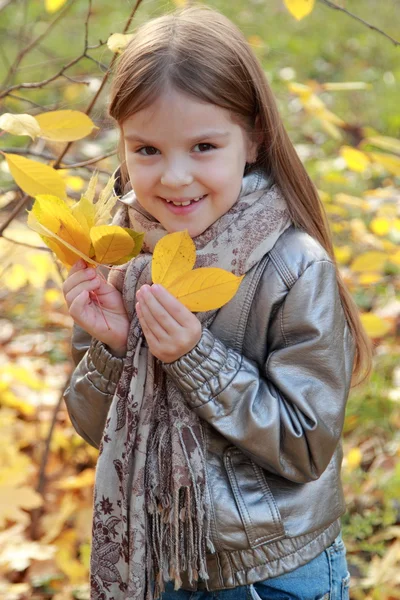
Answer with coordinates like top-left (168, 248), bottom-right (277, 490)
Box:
top-left (125, 158), bottom-right (155, 190)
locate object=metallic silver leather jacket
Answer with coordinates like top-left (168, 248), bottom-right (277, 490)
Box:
top-left (64, 224), bottom-right (355, 589)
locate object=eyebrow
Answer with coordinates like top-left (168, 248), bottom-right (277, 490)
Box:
top-left (123, 130), bottom-right (230, 144)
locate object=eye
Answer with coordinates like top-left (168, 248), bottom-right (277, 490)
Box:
top-left (136, 146), bottom-right (160, 156)
top-left (193, 143), bottom-right (215, 152)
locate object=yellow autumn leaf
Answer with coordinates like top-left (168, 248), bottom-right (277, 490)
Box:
top-left (152, 230), bottom-right (196, 287)
top-left (321, 82), bottom-right (371, 92)
top-left (65, 175), bottom-right (85, 191)
top-left (325, 204), bottom-right (348, 218)
top-left (0, 486), bottom-right (43, 528)
top-left (45, 0), bottom-right (68, 12)
top-left (346, 447), bottom-right (362, 471)
top-left (340, 146), bottom-right (370, 173)
top-left (90, 225), bottom-right (135, 263)
top-left (365, 135), bottom-right (400, 155)
top-left (247, 35), bottom-right (264, 48)
top-left (107, 33), bottom-right (134, 53)
top-left (30, 194), bottom-right (92, 258)
top-left (283, 0), bottom-right (315, 20)
top-left (0, 113), bottom-right (41, 139)
top-left (370, 218), bottom-right (390, 237)
top-left (335, 193), bottom-right (364, 208)
top-left (288, 82), bottom-right (313, 100)
top-left (35, 110), bottom-right (97, 142)
top-left (3, 153), bottom-right (66, 198)
top-left (26, 174), bottom-right (143, 267)
top-left (390, 250), bottom-right (400, 266)
top-left (360, 313), bottom-right (392, 338)
top-left (40, 495), bottom-right (79, 544)
top-left (56, 469), bottom-right (95, 490)
top-left (368, 152), bottom-right (400, 176)
top-left (168, 268), bottom-right (244, 312)
top-left (350, 252), bottom-right (388, 273)
top-left (334, 246), bottom-right (352, 265)
top-left (358, 273), bottom-right (382, 286)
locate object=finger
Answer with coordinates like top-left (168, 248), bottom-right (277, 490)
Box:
top-left (63, 265), bottom-right (97, 296)
top-left (64, 277), bottom-right (101, 308)
top-left (137, 293), bottom-right (170, 341)
top-left (68, 259), bottom-right (88, 276)
top-left (149, 284), bottom-right (192, 327)
top-left (137, 285), bottom-right (181, 334)
top-left (136, 302), bottom-right (160, 346)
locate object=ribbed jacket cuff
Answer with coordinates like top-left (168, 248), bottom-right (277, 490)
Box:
top-left (88, 339), bottom-right (124, 385)
top-left (162, 328), bottom-right (241, 408)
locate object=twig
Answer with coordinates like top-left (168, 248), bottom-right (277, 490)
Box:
top-left (2, 235), bottom-right (52, 251)
top-left (30, 379), bottom-right (71, 540)
top-left (53, 0), bottom-right (145, 169)
top-left (319, 0), bottom-right (400, 47)
top-left (63, 150), bottom-right (117, 168)
top-left (1, 0), bottom-right (144, 231)
top-left (4, 93), bottom-right (49, 110)
top-left (1, 147), bottom-right (116, 172)
top-left (0, 193), bottom-right (29, 235)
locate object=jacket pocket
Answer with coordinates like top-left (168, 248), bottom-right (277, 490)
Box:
top-left (223, 447), bottom-right (285, 547)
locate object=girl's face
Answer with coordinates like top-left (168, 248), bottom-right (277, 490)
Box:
top-left (122, 88), bottom-right (258, 237)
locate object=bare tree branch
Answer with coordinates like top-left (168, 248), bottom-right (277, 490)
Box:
top-left (1, 147), bottom-right (117, 169)
top-left (53, 0), bottom-right (145, 168)
top-left (4, 93), bottom-right (50, 110)
top-left (62, 150), bottom-right (117, 168)
top-left (2, 0), bottom-right (78, 88)
top-left (2, 235), bottom-right (52, 251)
top-left (319, 0), bottom-right (400, 47)
top-left (0, 0), bottom-right (145, 236)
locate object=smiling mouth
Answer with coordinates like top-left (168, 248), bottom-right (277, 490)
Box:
top-left (162, 194), bottom-right (207, 206)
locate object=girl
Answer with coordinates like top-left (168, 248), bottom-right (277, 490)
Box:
top-left (63, 6), bottom-right (372, 600)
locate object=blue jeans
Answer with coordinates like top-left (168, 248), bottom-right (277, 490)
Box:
top-left (161, 534), bottom-right (350, 600)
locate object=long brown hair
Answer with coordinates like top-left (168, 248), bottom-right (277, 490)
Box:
top-left (108, 5), bottom-right (372, 385)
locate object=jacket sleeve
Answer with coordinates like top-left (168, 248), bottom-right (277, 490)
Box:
top-left (63, 326), bottom-right (124, 448)
top-left (163, 260), bottom-right (355, 484)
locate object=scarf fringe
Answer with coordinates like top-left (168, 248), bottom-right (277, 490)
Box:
top-left (147, 423), bottom-right (215, 599)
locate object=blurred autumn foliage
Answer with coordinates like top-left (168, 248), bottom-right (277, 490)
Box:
top-left (0, 0), bottom-right (399, 599)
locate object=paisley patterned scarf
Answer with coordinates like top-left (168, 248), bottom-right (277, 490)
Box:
top-left (90, 171), bottom-right (291, 600)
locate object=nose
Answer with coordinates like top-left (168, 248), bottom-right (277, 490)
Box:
top-left (160, 158), bottom-right (193, 188)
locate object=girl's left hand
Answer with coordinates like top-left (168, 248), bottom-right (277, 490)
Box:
top-left (136, 284), bottom-right (202, 363)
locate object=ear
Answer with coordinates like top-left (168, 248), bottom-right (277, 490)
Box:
top-left (246, 115), bottom-right (262, 163)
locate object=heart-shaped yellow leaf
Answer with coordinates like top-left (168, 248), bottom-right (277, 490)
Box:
top-left (152, 230), bottom-right (196, 287)
top-left (4, 153), bottom-right (66, 198)
top-left (90, 225), bottom-right (135, 264)
top-left (35, 110), bottom-right (97, 142)
top-left (152, 231), bottom-right (243, 311)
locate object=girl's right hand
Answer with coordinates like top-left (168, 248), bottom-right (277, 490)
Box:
top-left (63, 259), bottom-right (130, 356)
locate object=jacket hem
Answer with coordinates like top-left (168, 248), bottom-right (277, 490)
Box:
top-left (181, 519), bottom-right (342, 590)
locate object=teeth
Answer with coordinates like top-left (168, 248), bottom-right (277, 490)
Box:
top-left (167, 195), bottom-right (205, 206)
